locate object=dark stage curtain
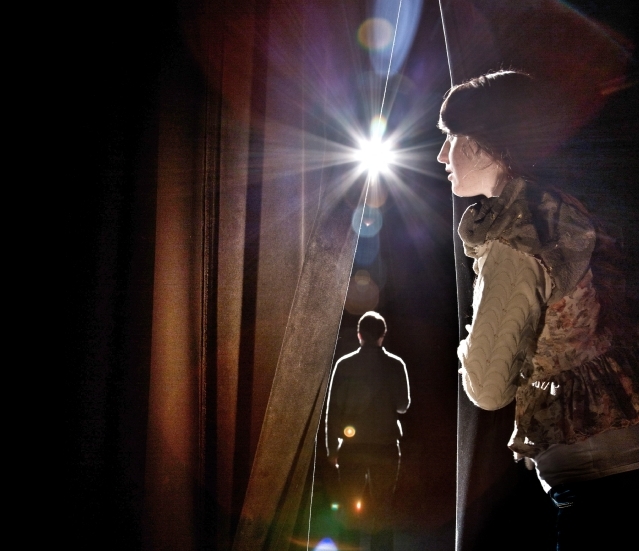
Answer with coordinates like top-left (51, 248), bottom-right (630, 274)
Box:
top-left (69, 1), bottom-right (370, 550)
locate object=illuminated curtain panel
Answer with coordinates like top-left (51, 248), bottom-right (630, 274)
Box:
top-left (141, 1), bottom-right (374, 549)
top-left (233, 1), bottom-right (374, 550)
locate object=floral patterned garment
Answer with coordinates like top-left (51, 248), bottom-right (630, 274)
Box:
top-left (509, 269), bottom-right (639, 457)
top-left (458, 178), bottom-right (639, 458)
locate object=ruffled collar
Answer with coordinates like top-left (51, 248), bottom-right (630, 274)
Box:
top-left (458, 178), bottom-right (596, 303)
top-left (458, 178), bottom-right (529, 249)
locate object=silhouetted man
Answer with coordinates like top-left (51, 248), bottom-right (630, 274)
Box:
top-left (325, 311), bottom-right (410, 551)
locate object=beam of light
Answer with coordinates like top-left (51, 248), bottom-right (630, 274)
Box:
top-left (378, 0), bottom-right (403, 122)
top-left (355, 135), bottom-right (396, 178)
top-left (369, 0), bottom-right (423, 77)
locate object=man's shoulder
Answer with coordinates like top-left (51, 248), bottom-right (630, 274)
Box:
top-left (333, 346), bottom-right (406, 370)
top-left (334, 348), bottom-right (360, 367)
top-left (381, 347), bottom-right (406, 367)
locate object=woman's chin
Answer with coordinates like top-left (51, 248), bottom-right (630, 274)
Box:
top-left (451, 185), bottom-right (470, 198)
top-left (452, 183), bottom-right (488, 199)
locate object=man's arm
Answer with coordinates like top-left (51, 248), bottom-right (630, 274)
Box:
top-left (385, 350), bottom-right (410, 413)
top-left (325, 359), bottom-right (344, 460)
top-left (397, 359), bottom-right (410, 414)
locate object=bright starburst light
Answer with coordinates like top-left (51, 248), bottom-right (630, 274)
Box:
top-left (233, 0), bottom-right (448, 247)
top-left (356, 136), bottom-right (395, 178)
top-left (353, 114), bottom-right (396, 179)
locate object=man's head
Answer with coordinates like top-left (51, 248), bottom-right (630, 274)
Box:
top-left (357, 311), bottom-right (387, 346)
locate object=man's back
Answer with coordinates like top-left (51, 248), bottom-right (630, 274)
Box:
top-left (326, 345), bottom-right (410, 455)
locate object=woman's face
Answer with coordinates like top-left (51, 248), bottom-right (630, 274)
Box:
top-left (437, 135), bottom-right (503, 197)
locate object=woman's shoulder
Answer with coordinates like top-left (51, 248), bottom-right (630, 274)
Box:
top-left (459, 179), bottom-right (596, 303)
top-left (459, 179), bottom-right (591, 242)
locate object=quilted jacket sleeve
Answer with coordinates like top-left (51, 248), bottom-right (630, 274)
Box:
top-left (458, 240), bottom-right (552, 410)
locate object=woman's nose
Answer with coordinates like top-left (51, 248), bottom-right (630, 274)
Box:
top-left (437, 140), bottom-right (449, 163)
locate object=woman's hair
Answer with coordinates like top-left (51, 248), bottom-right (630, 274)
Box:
top-left (438, 70), bottom-right (547, 180)
top-left (440, 72), bottom-right (636, 343)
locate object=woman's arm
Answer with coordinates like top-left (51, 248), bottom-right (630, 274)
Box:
top-left (458, 240), bottom-right (552, 410)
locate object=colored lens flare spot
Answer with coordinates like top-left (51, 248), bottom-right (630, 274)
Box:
top-left (354, 270), bottom-right (371, 287)
top-left (351, 205), bottom-right (383, 237)
top-left (370, 115), bottom-right (387, 138)
top-left (357, 18), bottom-right (393, 51)
top-left (344, 426), bottom-right (356, 437)
top-left (366, 185), bottom-right (389, 208)
top-left (345, 271), bottom-right (379, 315)
top-left (314, 537), bottom-right (338, 551)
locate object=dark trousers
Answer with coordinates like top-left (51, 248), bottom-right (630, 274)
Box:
top-left (337, 442), bottom-right (400, 551)
top-left (549, 469), bottom-right (639, 551)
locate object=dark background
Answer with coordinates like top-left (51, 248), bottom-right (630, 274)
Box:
top-left (64, 1), bottom-right (637, 549)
